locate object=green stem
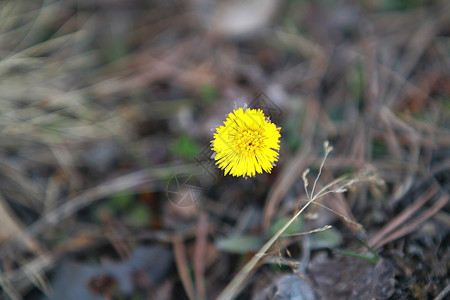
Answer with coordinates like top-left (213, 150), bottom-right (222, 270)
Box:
top-left (333, 248), bottom-right (379, 265)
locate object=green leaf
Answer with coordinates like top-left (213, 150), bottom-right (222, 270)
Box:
top-left (170, 134), bottom-right (200, 159)
top-left (216, 235), bottom-right (265, 254)
top-left (124, 203), bottom-right (152, 227)
top-left (309, 227), bottom-right (342, 249)
top-left (198, 83), bottom-right (218, 102)
top-left (110, 190), bottom-right (133, 211)
top-left (349, 63), bottom-right (365, 105)
top-left (269, 216), bottom-right (303, 236)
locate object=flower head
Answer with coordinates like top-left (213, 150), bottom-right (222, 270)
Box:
top-left (211, 108), bottom-right (281, 178)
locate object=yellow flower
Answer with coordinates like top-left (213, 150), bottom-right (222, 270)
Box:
top-left (211, 108), bottom-right (281, 178)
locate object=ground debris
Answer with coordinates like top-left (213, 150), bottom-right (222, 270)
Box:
top-left (308, 256), bottom-right (395, 300)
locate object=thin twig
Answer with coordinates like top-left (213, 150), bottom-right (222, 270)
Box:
top-left (369, 185), bottom-right (439, 248)
top-left (310, 141), bottom-right (332, 198)
top-left (283, 225), bottom-right (333, 237)
top-left (173, 235), bottom-right (195, 300)
top-left (374, 193), bottom-right (449, 249)
top-left (194, 212), bottom-right (208, 300)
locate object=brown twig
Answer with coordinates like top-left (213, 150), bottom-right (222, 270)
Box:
top-left (23, 164), bottom-right (198, 238)
top-left (321, 169), bottom-right (359, 231)
top-left (194, 212), bottom-right (208, 300)
top-left (369, 185), bottom-right (439, 248)
top-left (374, 193), bottom-right (448, 249)
top-left (173, 235), bottom-right (195, 300)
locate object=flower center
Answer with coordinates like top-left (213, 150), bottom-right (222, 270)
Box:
top-left (235, 128), bottom-right (263, 156)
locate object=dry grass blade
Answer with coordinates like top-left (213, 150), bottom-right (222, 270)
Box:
top-left (0, 254), bottom-right (54, 299)
top-left (374, 193), bottom-right (449, 249)
top-left (283, 225), bottom-right (333, 237)
top-left (369, 184), bottom-right (439, 248)
top-left (173, 235), bottom-right (195, 300)
top-left (22, 164), bottom-right (198, 238)
top-left (319, 170), bottom-right (361, 231)
top-left (0, 274), bottom-right (21, 300)
top-left (307, 201), bottom-right (363, 231)
top-left (0, 193), bottom-right (42, 255)
top-left (310, 141), bottom-right (333, 199)
top-left (20, 260), bottom-right (50, 295)
top-left (194, 212), bottom-right (208, 300)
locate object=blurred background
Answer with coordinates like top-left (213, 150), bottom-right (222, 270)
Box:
top-left (0, 0), bottom-right (449, 299)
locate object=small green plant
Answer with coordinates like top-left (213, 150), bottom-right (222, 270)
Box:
top-left (334, 237), bottom-right (380, 265)
top-left (217, 141), bottom-right (377, 300)
top-left (170, 134), bottom-right (200, 159)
